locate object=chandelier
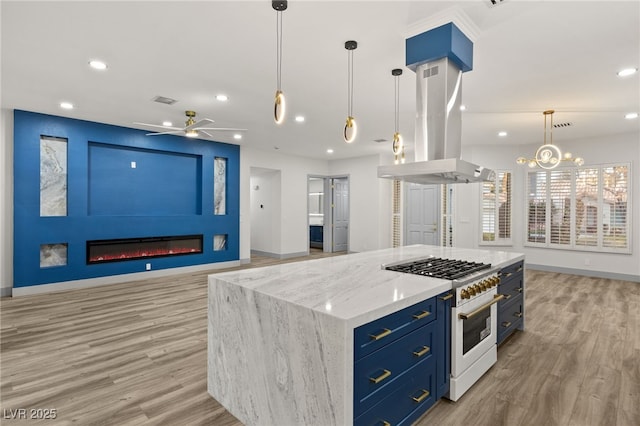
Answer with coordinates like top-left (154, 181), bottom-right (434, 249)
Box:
top-left (516, 110), bottom-right (584, 169)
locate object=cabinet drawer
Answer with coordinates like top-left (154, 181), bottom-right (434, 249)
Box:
top-left (498, 275), bottom-right (523, 307)
top-left (497, 296), bottom-right (523, 344)
top-left (499, 260), bottom-right (524, 278)
top-left (354, 321), bottom-right (436, 417)
top-left (354, 297), bottom-right (437, 360)
top-left (354, 358), bottom-right (435, 426)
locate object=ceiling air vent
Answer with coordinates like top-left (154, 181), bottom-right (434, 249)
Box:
top-left (152, 96), bottom-right (178, 105)
top-left (487, 0), bottom-right (506, 6)
top-left (553, 122), bottom-right (573, 128)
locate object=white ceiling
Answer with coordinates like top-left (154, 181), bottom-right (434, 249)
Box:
top-left (2, 0), bottom-right (639, 161)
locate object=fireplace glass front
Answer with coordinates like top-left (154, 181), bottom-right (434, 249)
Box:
top-left (87, 235), bottom-right (203, 264)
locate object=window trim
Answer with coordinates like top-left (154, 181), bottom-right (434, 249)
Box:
top-left (523, 162), bottom-right (632, 254)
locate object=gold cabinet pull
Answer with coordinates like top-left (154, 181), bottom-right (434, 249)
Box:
top-left (411, 389), bottom-right (430, 403)
top-left (458, 294), bottom-right (504, 320)
top-left (380, 421), bottom-right (391, 426)
top-left (517, 287), bottom-right (523, 293)
top-left (503, 272), bottom-right (513, 278)
top-left (412, 310), bottom-right (430, 320)
top-left (412, 345), bottom-right (430, 357)
top-left (503, 294), bottom-right (512, 300)
top-left (369, 369), bottom-right (391, 384)
top-left (439, 293), bottom-right (454, 301)
top-left (517, 266), bottom-right (523, 272)
top-left (514, 312), bottom-right (523, 318)
top-left (369, 328), bottom-right (391, 341)
top-left (502, 321), bottom-right (512, 328)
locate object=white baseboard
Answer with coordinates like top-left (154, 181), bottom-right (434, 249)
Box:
top-left (250, 249), bottom-right (309, 260)
top-left (11, 260), bottom-right (241, 297)
top-left (526, 264), bottom-right (639, 283)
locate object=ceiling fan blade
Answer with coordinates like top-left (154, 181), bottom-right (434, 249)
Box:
top-left (195, 127), bottom-right (248, 131)
top-left (185, 118), bottom-right (215, 131)
top-left (200, 130), bottom-right (214, 138)
top-left (146, 131), bottom-right (182, 136)
top-left (134, 122), bottom-right (182, 131)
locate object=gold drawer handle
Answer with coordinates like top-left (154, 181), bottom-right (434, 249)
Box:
top-left (411, 389), bottom-right (430, 403)
top-left (412, 310), bottom-right (430, 320)
top-left (369, 369), bottom-right (391, 384)
top-left (503, 294), bottom-right (512, 300)
top-left (517, 266), bottom-right (523, 272)
top-left (517, 287), bottom-right (523, 293)
top-left (514, 312), bottom-right (523, 318)
top-left (369, 328), bottom-right (391, 341)
top-left (412, 345), bottom-right (430, 357)
top-left (502, 321), bottom-right (512, 328)
top-left (380, 422), bottom-right (391, 426)
top-left (503, 272), bottom-right (513, 278)
top-left (439, 293), bottom-right (454, 301)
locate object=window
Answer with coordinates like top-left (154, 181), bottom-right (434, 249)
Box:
top-left (526, 164), bottom-right (630, 253)
top-left (481, 171), bottom-right (512, 245)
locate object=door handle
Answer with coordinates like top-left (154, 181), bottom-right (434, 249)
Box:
top-left (458, 294), bottom-right (504, 320)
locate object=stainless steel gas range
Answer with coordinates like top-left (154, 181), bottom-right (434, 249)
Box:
top-left (384, 256), bottom-right (502, 401)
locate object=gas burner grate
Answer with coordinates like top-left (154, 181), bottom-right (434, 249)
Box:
top-left (386, 257), bottom-right (491, 280)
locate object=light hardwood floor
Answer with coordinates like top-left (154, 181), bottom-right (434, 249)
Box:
top-left (1, 256), bottom-right (638, 426)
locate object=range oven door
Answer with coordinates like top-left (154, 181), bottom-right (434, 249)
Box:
top-left (451, 290), bottom-right (502, 377)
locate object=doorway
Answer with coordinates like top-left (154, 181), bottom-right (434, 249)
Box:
top-left (307, 175), bottom-right (349, 253)
top-left (404, 183), bottom-right (440, 246)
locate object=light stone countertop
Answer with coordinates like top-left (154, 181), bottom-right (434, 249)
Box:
top-left (210, 244), bottom-right (524, 328)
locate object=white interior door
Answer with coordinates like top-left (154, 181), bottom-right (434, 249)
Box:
top-left (405, 183), bottom-right (440, 246)
top-left (332, 178), bottom-right (349, 252)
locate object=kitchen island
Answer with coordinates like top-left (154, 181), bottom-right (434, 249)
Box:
top-left (208, 245), bottom-right (524, 425)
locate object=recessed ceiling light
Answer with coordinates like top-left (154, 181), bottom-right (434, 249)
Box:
top-left (295, 115), bottom-right (305, 122)
top-left (625, 112), bottom-right (638, 119)
top-left (459, 105), bottom-right (467, 111)
top-left (498, 131), bottom-right (508, 137)
top-left (216, 94), bottom-right (228, 101)
top-left (60, 102), bottom-right (74, 109)
top-left (162, 121), bottom-right (172, 127)
top-left (233, 134), bottom-right (242, 140)
top-left (89, 60), bottom-right (107, 70)
top-left (327, 148), bottom-right (334, 154)
top-left (617, 68), bottom-right (637, 77)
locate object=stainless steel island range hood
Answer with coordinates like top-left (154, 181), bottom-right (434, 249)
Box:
top-left (378, 23), bottom-right (494, 185)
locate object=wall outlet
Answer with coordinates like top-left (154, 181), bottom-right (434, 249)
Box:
top-left (131, 161), bottom-right (137, 169)
top-left (146, 263), bottom-right (151, 271)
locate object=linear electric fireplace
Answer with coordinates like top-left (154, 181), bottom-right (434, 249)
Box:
top-left (87, 234), bottom-right (203, 264)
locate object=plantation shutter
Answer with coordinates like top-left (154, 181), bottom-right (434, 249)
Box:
top-left (549, 170), bottom-right (572, 246)
top-left (527, 171), bottom-right (547, 243)
top-left (481, 171), bottom-right (512, 244)
top-left (602, 165), bottom-right (628, 249)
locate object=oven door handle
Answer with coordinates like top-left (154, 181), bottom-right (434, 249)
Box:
top-left (458, 294), bottom-right (504, 320)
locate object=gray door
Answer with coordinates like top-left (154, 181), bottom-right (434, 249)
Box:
top-left (332, 178), bottom-right (349, 252)
top-left (405, 183), bottom-right (439, 245)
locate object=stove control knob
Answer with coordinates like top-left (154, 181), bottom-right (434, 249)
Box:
top-left (480, 281), bottom-right (489, 291)
top-left (472, 284), bottom-right (481, 294)
top-left (468, 286), bottom-right (476, 296)
top-left (460, 289), bottom-right (470, 299)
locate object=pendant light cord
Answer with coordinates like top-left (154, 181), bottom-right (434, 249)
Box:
top-left (347, 49), bottom-right (354, 116)
top-left (394, 75), bottom-right (400, 133)
top-left (276, 11), bottom-right (283, 91)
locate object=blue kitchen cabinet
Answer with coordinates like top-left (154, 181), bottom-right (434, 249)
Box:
top-left (354, 291), bottom-right (451, 425)
top-left (497, 260), bottom-right (525, 345)
top-left (309, 225), bottom-right (323, 248)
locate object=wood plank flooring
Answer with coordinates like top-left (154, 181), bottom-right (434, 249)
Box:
top-left (1, 258), bottom-right (638, 426)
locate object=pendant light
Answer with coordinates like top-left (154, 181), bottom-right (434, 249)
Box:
top-left (273, 1), bottom-right (287, 124)
top-left (343, 40), bottom-right (358, 143)
top-left (516, 110), bottom-right (584, 169)
top-left (391, 68), bottom-right (405, 164)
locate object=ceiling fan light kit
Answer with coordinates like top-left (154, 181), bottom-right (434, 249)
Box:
top-left (273, 0), bottom-right (287, 124)
top-left (343, 40), bottom-right (358, 143)
top-left (516, 109), bottom-right (584, 169)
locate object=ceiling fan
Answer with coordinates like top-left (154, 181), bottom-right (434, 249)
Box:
top-left (134, 110), bottom-right (246, 138)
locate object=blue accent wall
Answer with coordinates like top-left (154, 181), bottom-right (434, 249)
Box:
top-left (13, 110), bottom-right (240, 287)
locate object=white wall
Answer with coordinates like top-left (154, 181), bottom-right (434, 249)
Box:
top-left (1, 109), bottom-right (13, 296)
top-left (240, 146), bottom-right (329, 260)
top-left (329, 154), bottom-right (391, 253)
top-left (250, 169), bottom-right (282, 254)
top-left (456, 132), bottom-right (640, 280)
